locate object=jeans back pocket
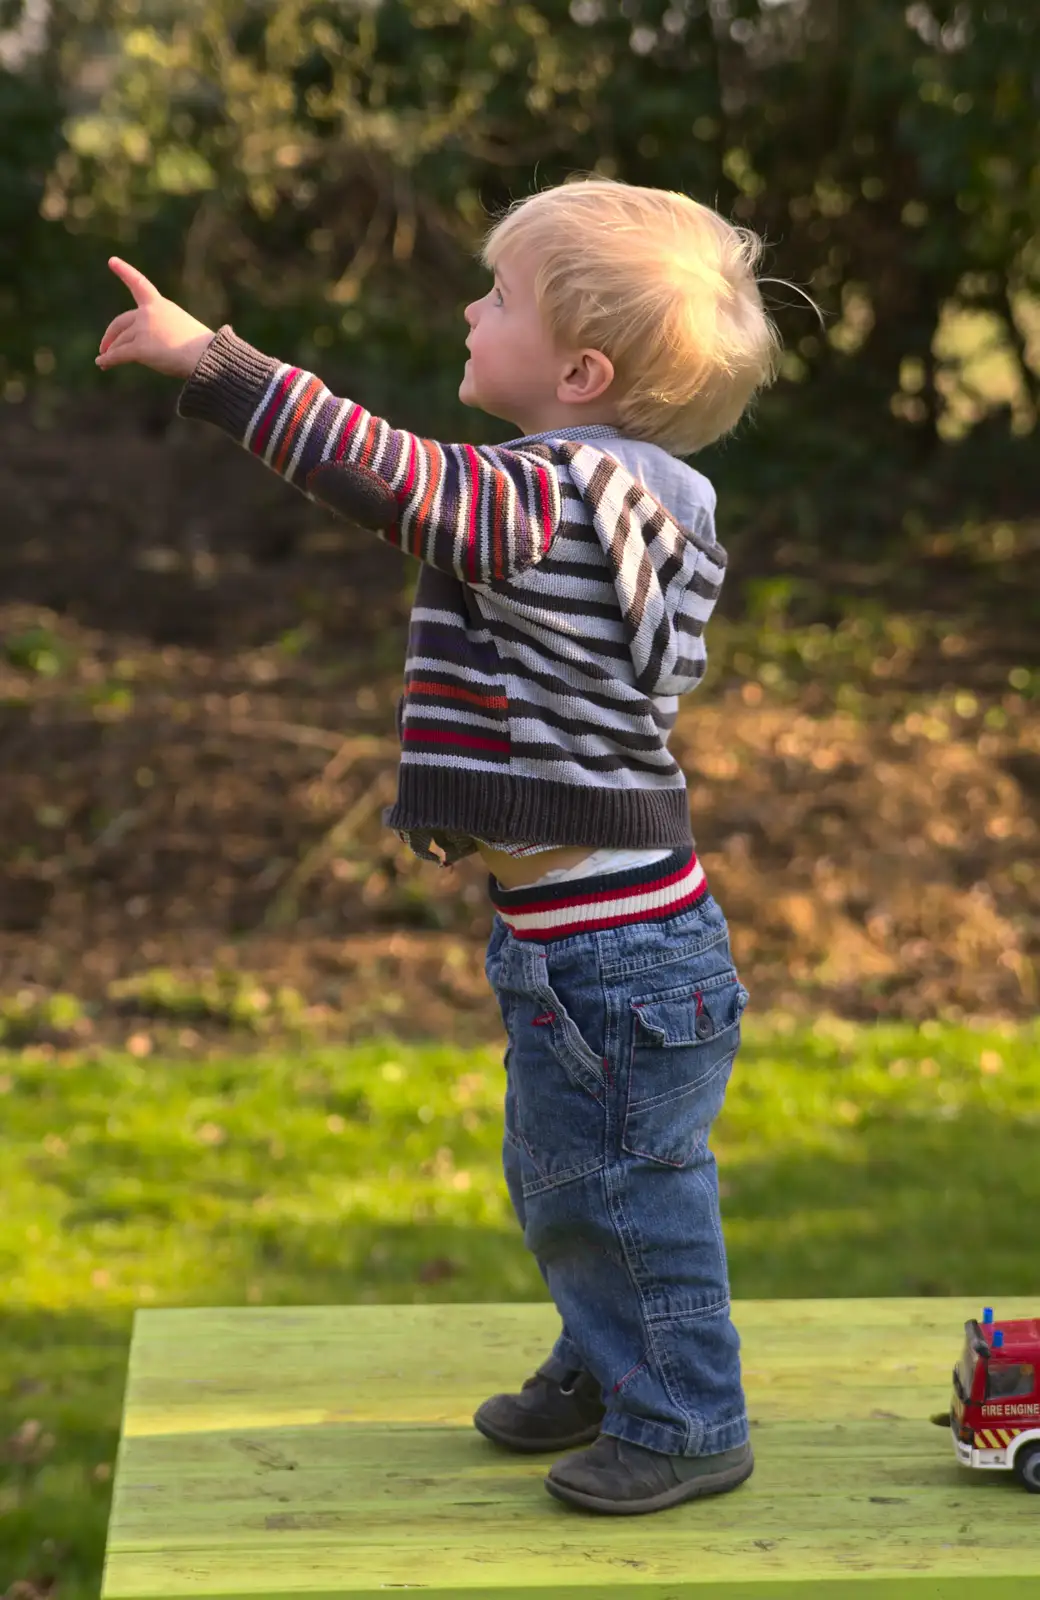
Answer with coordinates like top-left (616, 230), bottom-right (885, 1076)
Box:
top-left (623, 969), bottom-right (748, 1168)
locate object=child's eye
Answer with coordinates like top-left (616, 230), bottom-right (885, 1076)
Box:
top-left (493, 287), bottom-right (504, 307)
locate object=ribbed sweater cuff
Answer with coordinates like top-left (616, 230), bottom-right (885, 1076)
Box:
top-left (177, 326), bottom-right (281, 441)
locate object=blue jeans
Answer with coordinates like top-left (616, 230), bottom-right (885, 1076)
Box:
top-left (484, 894), bottom-right (749, 1458)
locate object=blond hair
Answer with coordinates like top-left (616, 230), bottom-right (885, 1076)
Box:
top-left (482, 177), bottom-right (781, 456)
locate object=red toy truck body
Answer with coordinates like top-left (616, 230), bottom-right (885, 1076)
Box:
top-left (951, 1315), bottom-right (1040, 1491)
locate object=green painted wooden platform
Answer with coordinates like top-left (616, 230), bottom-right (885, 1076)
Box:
top-left (102, 1299), bottom-right (1040, 1599)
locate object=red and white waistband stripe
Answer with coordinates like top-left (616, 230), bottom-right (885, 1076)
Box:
top-left (490, 850), bottom-right (707, 940)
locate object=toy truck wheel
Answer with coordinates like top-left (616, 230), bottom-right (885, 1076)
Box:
top-left (1013, 1443), bottom-right (1040, 1493)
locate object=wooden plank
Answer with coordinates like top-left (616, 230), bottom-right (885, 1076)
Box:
top-left (103, 1299), bottom-right (1040, 1598)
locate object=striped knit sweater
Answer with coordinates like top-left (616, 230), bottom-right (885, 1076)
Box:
top-left (178, 327), bottom-right (727, 864)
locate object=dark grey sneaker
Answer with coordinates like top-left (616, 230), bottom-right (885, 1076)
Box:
top-left (473, 1362), bottom-right (606, 1453)
top-left (545, 1434), bottom-right (754, 1515)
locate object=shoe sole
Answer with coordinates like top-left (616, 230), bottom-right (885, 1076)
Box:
top-left (473, 1412), bottom-right (603, 1454)
top-left (544, 1451), bottom-right (754, 1514)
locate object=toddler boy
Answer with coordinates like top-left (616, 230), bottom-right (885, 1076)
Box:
top-left (97, 177), bottom-right (779, 1515)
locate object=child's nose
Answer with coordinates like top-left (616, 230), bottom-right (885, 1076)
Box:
top-left (464, 300), bottom-right (479, 328)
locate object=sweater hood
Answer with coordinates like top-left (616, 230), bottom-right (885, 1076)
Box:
top-left (536, 436), bottom-right (727, 699)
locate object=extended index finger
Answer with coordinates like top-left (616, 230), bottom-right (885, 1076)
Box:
top-left (108, 256), bottom-right (162, 308)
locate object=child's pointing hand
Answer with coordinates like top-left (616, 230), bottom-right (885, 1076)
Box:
top-left (96, 258), bottom-right (216, 380)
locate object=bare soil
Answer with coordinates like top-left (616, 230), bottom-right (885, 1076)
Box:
top-left (1, 405), bottom-right (1037, 1053)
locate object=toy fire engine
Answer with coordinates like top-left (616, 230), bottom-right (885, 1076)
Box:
top-left (942, 1307), bottom-right (1040, 1491)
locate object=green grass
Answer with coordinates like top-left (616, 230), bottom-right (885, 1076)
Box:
top-left (3, 1019), bottom-right (1039, 1597)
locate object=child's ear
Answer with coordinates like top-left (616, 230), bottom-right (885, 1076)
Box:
top-left (307, 461), bottom-right (398, 532)
top-left (559, 349), bottom-right (614, 405)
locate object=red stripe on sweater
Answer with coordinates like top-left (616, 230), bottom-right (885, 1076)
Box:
top-left (403, 729), bottom-right (509, 754)
top-left (334, 403), bottom-right (364, 459)
top-left (357, 416), bottom-right (378, 470)
top-left (407, 682), bottom-right (508, 710)
top-left (275, 375), bottom-right (322, 473)
top-left (536, 464), bottom-right (553, 551)
top-left (492, 465), bottom-right (504, 578)
top-left (412, 439), bottom-right (441, 561)
top-left (402, 432), bottom-right (418, 497)
top-left (464, 444), bottom-right (480, 581)
top-left (253, 369), bottom-right (299, 455)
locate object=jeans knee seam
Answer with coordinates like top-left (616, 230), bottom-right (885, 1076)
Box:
top-left (602, 1171), bottom-right (673, 1426)
top-left (607, 1177), bottom-right (697, 1453)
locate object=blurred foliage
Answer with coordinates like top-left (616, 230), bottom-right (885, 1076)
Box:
top-left (108, 965), bottom-right (308, 1030)
top-left (2, 621), bottom-right (72, 675)
top-left (0, 987), bottom-right (85, 1047)
top-left (1, 0), bottom-right (1038, 551)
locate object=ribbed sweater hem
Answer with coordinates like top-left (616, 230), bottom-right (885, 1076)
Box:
top-left (383, 765), bottom-right (693, 849)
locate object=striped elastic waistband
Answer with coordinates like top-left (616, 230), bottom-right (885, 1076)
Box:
top-left (488, 848), bottom-right (707, 941)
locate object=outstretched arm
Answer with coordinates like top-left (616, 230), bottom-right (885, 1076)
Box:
top-left (97, 258), bottom-right (561, 584)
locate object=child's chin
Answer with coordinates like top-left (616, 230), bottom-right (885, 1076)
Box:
top-left (458, 376), bottom-right (484, 411)
top-left (458, 377), bottom-right (509, 426)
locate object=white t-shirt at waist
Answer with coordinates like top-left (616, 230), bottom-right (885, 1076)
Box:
top-left (499, 845), bottom-right (674, 889)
